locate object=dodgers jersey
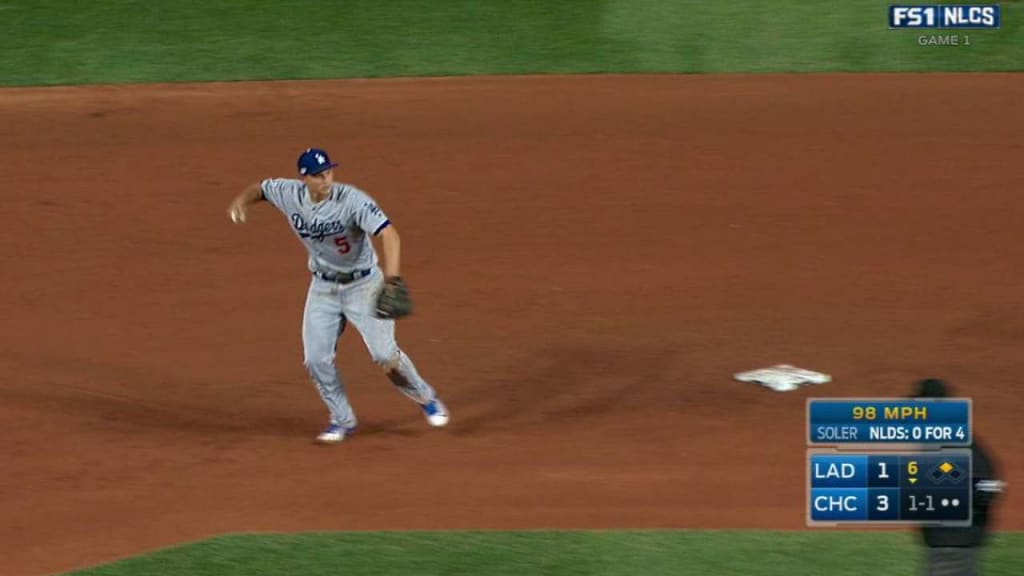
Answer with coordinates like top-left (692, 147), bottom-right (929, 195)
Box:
top-left (260, 178), bottom-right (391, 275)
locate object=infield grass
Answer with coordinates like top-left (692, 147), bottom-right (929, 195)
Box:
top-left (1, 0), bottom-right (1022, 87)
top-left (62, 530), bottom-right (1024, 576)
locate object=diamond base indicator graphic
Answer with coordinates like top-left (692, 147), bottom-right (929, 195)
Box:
top-left (807, 449), bottom-right (972, 526)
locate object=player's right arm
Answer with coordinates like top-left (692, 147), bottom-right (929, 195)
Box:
top-left (227, 181), bottom-right (267, 224)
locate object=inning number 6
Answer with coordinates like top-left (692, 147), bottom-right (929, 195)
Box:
top-left (334, 236), bottom-right (351, 254)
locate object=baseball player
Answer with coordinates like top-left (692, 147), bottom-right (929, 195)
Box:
top-left (226, 147), bottom-right (449, 444)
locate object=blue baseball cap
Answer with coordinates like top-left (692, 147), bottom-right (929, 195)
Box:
top-left (297, 148), bottom-right (339, 176)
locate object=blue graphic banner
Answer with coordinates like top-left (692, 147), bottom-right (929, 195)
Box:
top-left (808, 398), bottom-right (971, 446)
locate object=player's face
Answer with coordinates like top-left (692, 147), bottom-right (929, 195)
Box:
top-left (303, 169), bottom-right (334, 195)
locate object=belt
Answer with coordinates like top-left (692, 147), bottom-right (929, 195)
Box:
top-left (314, 268), bottom-right (374, 284)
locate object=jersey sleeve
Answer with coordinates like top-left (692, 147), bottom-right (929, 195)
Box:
top-left (351, 188), bottom-right (391, 235)
top-left (260, 178), bottom-right (293, 211)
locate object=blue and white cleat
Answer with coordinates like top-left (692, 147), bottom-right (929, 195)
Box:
top-left (316, 423), bottom-right (356, 444)
top-left (422, 399), bottom-right (450, 427)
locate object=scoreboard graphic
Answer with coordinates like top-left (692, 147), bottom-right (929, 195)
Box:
top-left (806, 398), bottom-right (973, 527)
top-left (807, 450), bottom-right (972, 525)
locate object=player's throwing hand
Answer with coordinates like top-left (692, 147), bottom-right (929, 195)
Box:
top-left (227, 199), bottom-right (248, 223)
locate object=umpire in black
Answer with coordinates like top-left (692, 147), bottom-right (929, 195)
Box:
top-left (913, 378), bottom-right (1006, 576)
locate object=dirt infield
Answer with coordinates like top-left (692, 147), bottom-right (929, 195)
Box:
top-left (1, 74), bottom-right (1021, 576)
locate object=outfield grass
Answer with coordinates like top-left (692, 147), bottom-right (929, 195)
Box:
top-left (1, 0), bottom-right (1021, 87)
top-left (64, 530), bottom-right (1024, 576)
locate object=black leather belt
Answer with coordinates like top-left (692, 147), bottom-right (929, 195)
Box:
top-left (314, 268), bottom-right (373, 284)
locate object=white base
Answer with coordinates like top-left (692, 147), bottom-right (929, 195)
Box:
top-left (734, 364), bottom-right (831, 392)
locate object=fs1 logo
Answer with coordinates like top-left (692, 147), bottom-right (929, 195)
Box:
top-left (889, 4), bottom-right (1001, 28)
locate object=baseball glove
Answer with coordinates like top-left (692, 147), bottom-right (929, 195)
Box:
top-left (376, 276), bottom-right (414, 319)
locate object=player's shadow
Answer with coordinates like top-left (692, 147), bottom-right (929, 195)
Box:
top-left (0, 383), bottom-right (268, 436)
top-left (0, 346), bottom-right (680, 440)
top-left (0, 349), bottom-right (443, 441)
top-left (446, 344), bottom-right (677, 436)
top-left (1, 381), bottom-right (428, 442)
top-left (0, 352), bottom-right (366, 441)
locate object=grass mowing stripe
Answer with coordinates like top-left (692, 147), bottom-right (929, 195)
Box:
top-left (1, 1), bottom-right (1021, 87)
top-left (65, 530), bottom-right (1024, 576)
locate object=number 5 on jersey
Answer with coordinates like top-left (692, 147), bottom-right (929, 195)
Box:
top-left (334, 236), bottom-right (351, 254)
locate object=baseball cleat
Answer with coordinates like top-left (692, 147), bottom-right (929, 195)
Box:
top-left (422, 399), bottom-right (449, 427)
top-left (316, 423), bottom-right (356, 444)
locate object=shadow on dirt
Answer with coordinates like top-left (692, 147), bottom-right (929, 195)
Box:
top-left (444, 344), bottom-right (677, 436)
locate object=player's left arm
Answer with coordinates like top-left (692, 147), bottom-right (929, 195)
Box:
top-left (353, 189), bottom-right (400, 278)
top-left (373, 221), bottom-right (414, 319)
top-left (377, 223), bottom-right (401, 279)
top-left (358, 196), bottom-right (414, 319)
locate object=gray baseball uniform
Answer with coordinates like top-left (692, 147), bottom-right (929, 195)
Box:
top-left (261, 178), bottom-right (438, 428)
